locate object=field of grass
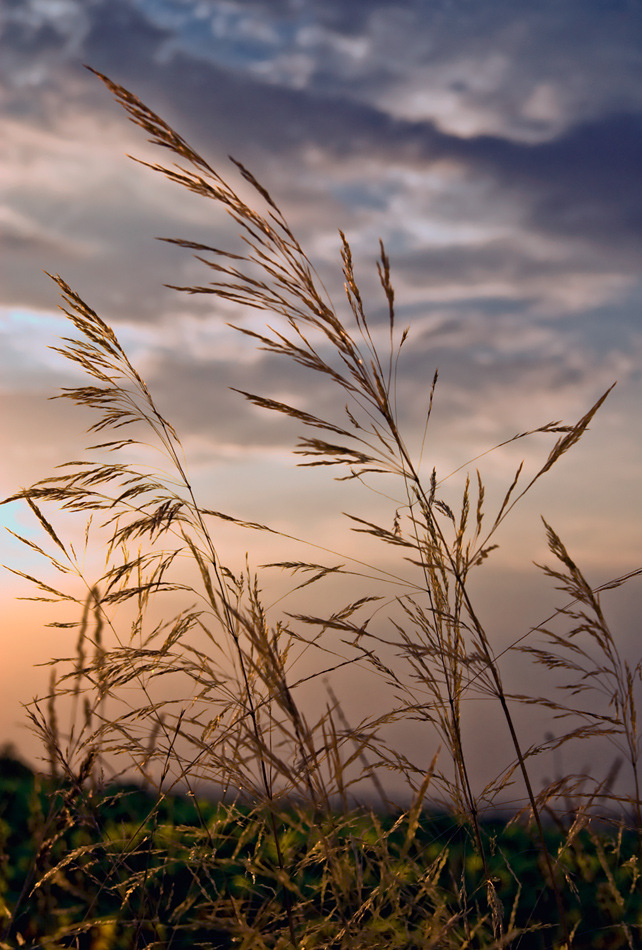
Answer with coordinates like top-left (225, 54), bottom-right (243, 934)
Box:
top-left (2, 750), bottom-right (641, 948)
top-left (1, 69), bottom-right (641, 949)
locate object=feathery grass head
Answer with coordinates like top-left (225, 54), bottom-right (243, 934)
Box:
top-left (2, 66), bottom-right (639, 950)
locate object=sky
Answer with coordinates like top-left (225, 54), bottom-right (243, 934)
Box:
top-left (1, 0), bottom-right (642, 806)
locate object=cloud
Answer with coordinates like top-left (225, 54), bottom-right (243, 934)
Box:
top-left (447, 112), bottom-right (642, 249)
top-left (74, 2), bottom-right (642, 265)
top-left (2, 0), bottom-right (642, 545)
top-left (3, 0), bottom-right (642, 798)
top-left (3, 0), bottom-right (641, 284)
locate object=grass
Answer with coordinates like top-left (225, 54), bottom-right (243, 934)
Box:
top-left (1, 67), bottom-right (641, 948)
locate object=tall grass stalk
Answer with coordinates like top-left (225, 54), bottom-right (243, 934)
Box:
top-left (2, 68), bottom-right (641, 948)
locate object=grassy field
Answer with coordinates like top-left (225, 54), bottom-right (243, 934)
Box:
top-left (2, 750), bottom-right (641, 948)
top-left (1, 70), bottom-right (640, 949)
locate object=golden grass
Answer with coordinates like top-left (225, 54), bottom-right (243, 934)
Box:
top-left (1, 68), bottom-right (640, 949)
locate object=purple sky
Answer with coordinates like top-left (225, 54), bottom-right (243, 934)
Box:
top-left (1, 0), bottom-right (642, 805)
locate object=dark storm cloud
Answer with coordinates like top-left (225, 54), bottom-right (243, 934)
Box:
top-left (447, 112), bottom-right (642, 249)
top-left (75, 1), bottom-right (642, 254)
top-left (3, 0), bottom-right (641, 265)
top-left (2, 0), bottom-right (641, 416)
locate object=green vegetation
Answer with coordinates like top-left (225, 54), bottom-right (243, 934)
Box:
top-left (1, 70), bottom-right (641, 948)
top-left (2, 752), bottom-right (641, 948)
